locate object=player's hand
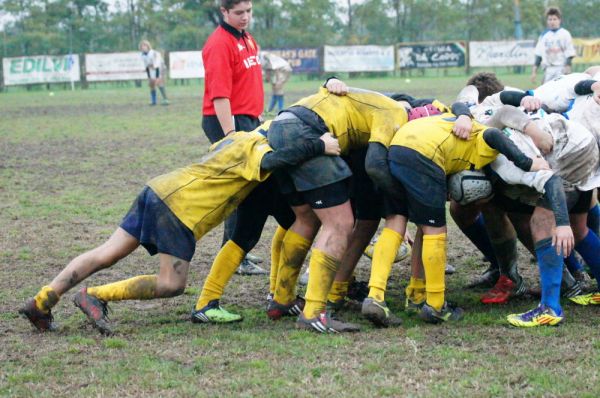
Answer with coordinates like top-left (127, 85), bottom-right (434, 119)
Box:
top-left (325, 79), bottom-right (348, 95)
top-left (520, 96), bottom-right (542, 112)
top-left (452, 115), bottom-right (472, 139)
top-left (320, 133), bottom-right (341, 155)
top-left (529, 157), bottom-right (551, 172)
top-left (552, 225), bottom-right (574, 257)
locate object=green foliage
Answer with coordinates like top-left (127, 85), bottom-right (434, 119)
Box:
top-left (1, 0), bottom-right (598, 57)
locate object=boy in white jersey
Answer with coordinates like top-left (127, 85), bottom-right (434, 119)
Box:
top-left (139, 40), bottom-right (169, 106)
top-left (531, 7), bottom-right (576, 84)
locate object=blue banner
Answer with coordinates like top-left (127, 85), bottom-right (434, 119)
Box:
top-left (263, 48), bottom-right (320, 73)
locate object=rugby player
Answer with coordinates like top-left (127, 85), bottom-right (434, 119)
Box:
top-left (18, 124), bottom-right (340, 334)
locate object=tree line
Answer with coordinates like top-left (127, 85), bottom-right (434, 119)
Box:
top-left (1, 0), bottom-right (598, 57)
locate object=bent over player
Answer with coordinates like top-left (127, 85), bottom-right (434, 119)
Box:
top-left (19, 124), bottom-right (340, 335)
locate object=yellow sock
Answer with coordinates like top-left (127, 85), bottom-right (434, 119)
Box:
top-left (303, 249), bottom-right (340, 318)
top-left (327, 280), bottom-right (349, 303)
top-left (34, 285), bottom-right (60, 313)
top-left (274, 230), bottom-right (311, 304)
top-left (196, 240), bottom-right (245, 310)
top-left (87, 275), bottom-right (157, 301)
top-left (422, 233), bottom-right (447, 311)
top-left (269, 226), bottom-right (288, 295)
top-left (405, 277), bottom-right (426, 304)
top-left (368, 228), bottom-right (403, 302)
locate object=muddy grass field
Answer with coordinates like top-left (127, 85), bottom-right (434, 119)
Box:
top-left (1, 75), bottom-right (599, 397)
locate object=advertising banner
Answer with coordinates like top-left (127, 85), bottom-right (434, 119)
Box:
top-left (263, 48), bottom-right (320, 73)
top-left (397, 42), bottom-right (466, 68)
top-left (169, 51), bottom-right (204, 79)
top-left (324, 45), bottom-right (395, 72)
top-left (573, 38), bottom-right (600, 64)
top-left (469, 40), bottom-right (535, 67)
top-left (85, 52), bottom-right (147, 81)
top-left (3, 54), bottom-right (80, 86)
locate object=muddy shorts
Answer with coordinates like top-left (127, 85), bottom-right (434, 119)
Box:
top-left (268, 111), bottom-right (352, 193)
top-left (120, 186), bottom-right (196, 261)
top-left (388, 146), bottom-right (447, 227)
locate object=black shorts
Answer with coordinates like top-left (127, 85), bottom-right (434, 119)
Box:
top-left (120, 187), bottom-right (196, 261)
top-left (538, 189), bottom-right (593, 214)
top-left (268, 112), bottom-right (352, 193)
top-left (345, 147), bottom-right (384, 220)
top-left (201, 114), bottom-right (260, 144)
top-left (282, 179), bottom-right (350, 209)
top-left (388, 146), bottom-right (447, 227)
top-left (491, 193), bottom-right (535, 215)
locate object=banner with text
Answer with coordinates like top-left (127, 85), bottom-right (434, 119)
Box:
top-left (263, 48), bottom-right (320, 73)
top-left (169, 51), bottom-right (204, 79)
top-left (3, 54), bottom-right (80, 86)
top-left (324, 45), bottom-right (394, 72)
top-left (573, 38), bottom-right (600, 64)
top-left (85, 52), bottom-right (147, 81)
top-left (397, 42), bottom-right (466, 69)
top-left (469, 40), bottom-right (535, 67)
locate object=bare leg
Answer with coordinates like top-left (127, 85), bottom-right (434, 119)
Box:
top-left (49, 227), bottom-right (139, 295)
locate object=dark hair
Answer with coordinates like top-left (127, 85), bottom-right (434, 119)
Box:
top-left (466, 72), bottom-right (504, 103)
top-left (545, 7), bottom-right (561, 19)
top-left (221, 0), bottom-right (250, 10)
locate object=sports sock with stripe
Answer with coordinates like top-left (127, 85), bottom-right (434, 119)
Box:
top-left (195, 240), bottom-right (245, 310)
top-left (33, 285), bottom-right (60, 313)
top-left (302, 249), bottom-right (340, 318)
top-left (535, 238), bottom-right (563, 314)
top-left (367, 228), bottom-right (403, 302)
top-left (274, 230), bottom-right (311, 304)
top-left (88, 275), bottom-right (157, 301)
top-left (269, 226), bottom-right (288, 295)
top-left (575, 230), bottom-right (600, 289)
top-left (422, 233), bottom-right (447, 311)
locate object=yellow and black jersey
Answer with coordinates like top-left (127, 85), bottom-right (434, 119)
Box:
top-left (292, 87), bottom-right (408, 153)
top-left (147, 123), bottom-right (272, 240)
top-left (391, 114), bottom-right (498, 175)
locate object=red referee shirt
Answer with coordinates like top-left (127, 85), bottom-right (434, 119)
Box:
top-left (202, 22), bottom-right (264, 118)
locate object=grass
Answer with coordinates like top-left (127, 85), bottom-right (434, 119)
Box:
top-left (1, 74), bottom-right (600, 397)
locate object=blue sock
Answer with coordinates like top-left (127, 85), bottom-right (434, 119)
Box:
top-left (565, 252), bottom-right (584, 273)
top-left (277, 95), bottom-right (284, 111)
top-left (460, 215), bottom-right (499, 270)
top-left (587, 205), bottom-right (600, 236)
top-left (268, 96), bottom-right (277, 112)
top-left (151, 90), bottom-right (157, 105)
top-left (535, 238), bottom-right (563, 314)
top-left (575, 230), bottom-right (600, 289)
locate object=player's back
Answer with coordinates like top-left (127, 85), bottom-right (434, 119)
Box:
top-left (294, 87), bottom-right (406, 152)
top-left (147, 124), bottom-right (273, 239)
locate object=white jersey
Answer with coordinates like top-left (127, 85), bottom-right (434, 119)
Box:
top-left (530, 73), bottom-right (590, 112)
top-left (534, 28), bottom-right (576, 67)
top-left (491, 113), bottom-right (599, 201)
top-left (141, 49), bottom-right (164, 70)
top-left (261, 52), bottom-right (292, 72)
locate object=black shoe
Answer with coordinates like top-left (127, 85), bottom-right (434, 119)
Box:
top-left (419, 302), bottom-right (464, 324)
top-left (266, 296), bottom-right (305, 320)
top-left (296, 311), bottom-right (360, 333)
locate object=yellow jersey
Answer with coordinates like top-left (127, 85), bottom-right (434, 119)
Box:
top-left (147, 124), bottom-right (272, 240)
top-left (391, 114), bottom-right (498, 175)
top-left (292, 87), bottom-right (408, 153)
